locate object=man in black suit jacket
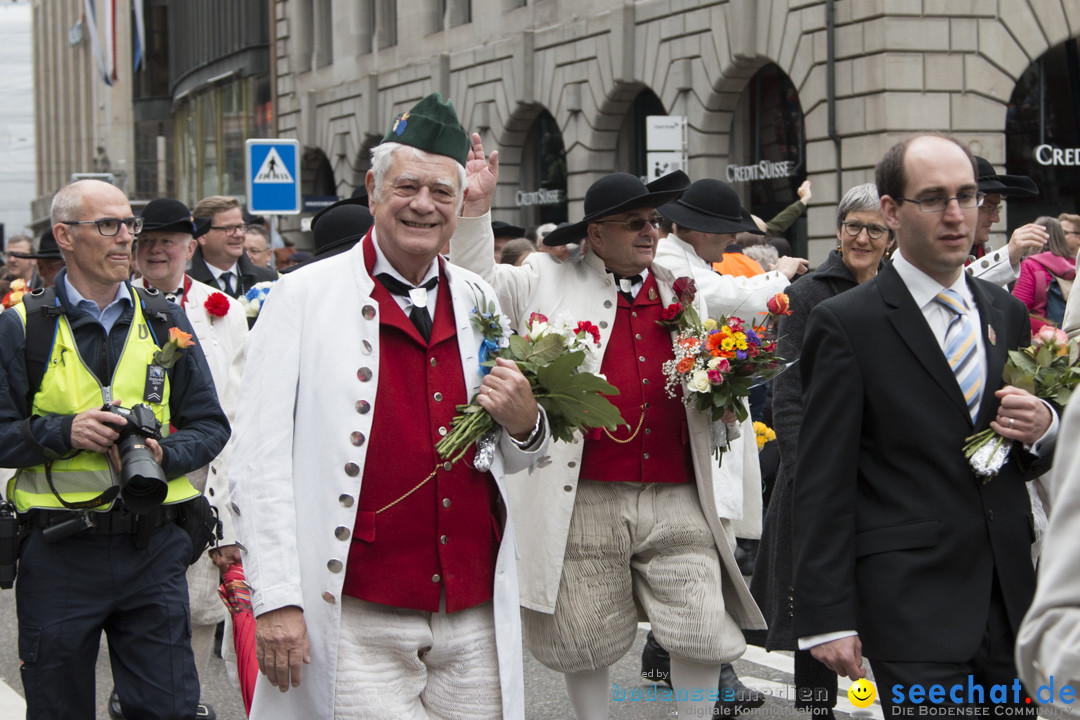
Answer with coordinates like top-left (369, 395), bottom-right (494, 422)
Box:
top-left (792, 134), bottom-right (1057, 714)
top-left (189, 195), bottom-right (277, 299)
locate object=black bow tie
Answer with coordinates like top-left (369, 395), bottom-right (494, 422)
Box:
top-left (607, 271), bottom-right (642, 303)
top-left (376, 273), bottom-right (439, 342)
top-left (164, 287), bottom-right (184, 304)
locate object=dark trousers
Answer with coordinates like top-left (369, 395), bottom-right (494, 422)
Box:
top-left (870, 582), bottom-right (1034, 718)
top-left (16, 522), bottom-right (199, 720)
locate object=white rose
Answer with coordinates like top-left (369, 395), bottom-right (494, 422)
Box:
top-left (707, 356), bottom-right (723, 370)
top-left (688, 370), bottom-right (710, 393)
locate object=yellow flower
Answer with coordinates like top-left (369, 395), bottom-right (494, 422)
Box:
top-left (753, 421), bottom-right (776, 450)
top-left (704, 318), bottom-right (718, 331)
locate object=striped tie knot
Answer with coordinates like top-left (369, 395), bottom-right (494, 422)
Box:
top-left (934, 289), bottom-right (982, 421)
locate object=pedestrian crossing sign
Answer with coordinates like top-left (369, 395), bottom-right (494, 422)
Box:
top-left (246, 139), bottom-right (301, 214)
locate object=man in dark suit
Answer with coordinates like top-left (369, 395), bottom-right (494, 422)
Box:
top-left (188, 195), bottom-right (277, 299)
top-left (792, 133), bottom-right (1057, 714)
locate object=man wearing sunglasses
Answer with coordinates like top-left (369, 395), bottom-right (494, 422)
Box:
top-left (452, 143), bottom-right (766, 720)
top-left (0, 179), bottom-right (229, 719)
top-left (188, 195), bottom-right (278, 302)
top-left (965, 156), bottom-right (1046, 287)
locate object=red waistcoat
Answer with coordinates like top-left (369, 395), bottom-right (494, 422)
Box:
top-left (343, 238), bottom-right (501, 613)
top-left (578, 272), bottom-right (695, 484)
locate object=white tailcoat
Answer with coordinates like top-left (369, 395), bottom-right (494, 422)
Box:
top-left (450, 216), bottom-right (765, 630)
top-left (230, 237), bottom-right (546, 720)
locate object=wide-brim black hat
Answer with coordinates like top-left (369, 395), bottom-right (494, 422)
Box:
top-left (8, 230), bottom-right (64, 260)
top-left (139, 198), bottom-right (211, 238)
top-left (974, 156), bottom-right (1038, 198)
top-left (542, 170), bottom-right (690, 247)
top-left (309, 197), bottom-right (374, 257)
top-left (658, 178), bottom-right (763, 236)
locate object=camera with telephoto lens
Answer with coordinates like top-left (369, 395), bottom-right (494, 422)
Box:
top-left (102, 403), bottom-right (168, 514)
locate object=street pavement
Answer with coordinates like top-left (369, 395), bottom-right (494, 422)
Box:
top-left (0, 580), bottom-right (887, 720)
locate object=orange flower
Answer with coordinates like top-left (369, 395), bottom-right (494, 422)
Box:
top-left (168, 327), bottom-right (195, 348)
top-left (676, 356), bottom-right (695, 374)
top-left (678, 337), bottom-right (700, 352)
top-left (705, 333), bottom-right (724, 354)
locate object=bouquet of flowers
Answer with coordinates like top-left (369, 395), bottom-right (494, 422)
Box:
top-left (753, 421), bottom-right (777, 451)
top-left (436, 300), bottom-right (625, 468)
top-left (964, 325), bottom-right (1080, 480)
top-left (659, 277), bottom-right (790, 427)
top-left (238, 281), bottom-right (276, 318)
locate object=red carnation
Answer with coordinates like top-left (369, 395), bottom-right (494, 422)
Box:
top-left (767, 292), bottom-right (791, 316)
top-left (204, 292), bottom-right (231, 319)
top-left (575, 321), bottom-right (601, 345)
top-left (672, 276), bottom-right (697, 305)
top-left (661, 303), bottom-right (682, 321)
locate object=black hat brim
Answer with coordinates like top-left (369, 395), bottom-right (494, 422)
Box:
top-left (7, 250), bottom-right (64, 260)
top-left (492, 222), bottom-right (527, 238)
top-left (139, 216), bottom-right (212, 238)
top-left (658, 199), bottom-right (763, 236)
top-left (543, 171), bottom-right (690, 247)
top-left (977, 174), bottom-right (1039, 198)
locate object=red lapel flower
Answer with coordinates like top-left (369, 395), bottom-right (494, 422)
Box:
top-left (204, 292), bottom-right (231, 320)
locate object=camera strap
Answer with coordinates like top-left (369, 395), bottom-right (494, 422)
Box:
top-left (42, 460), bottom-right (119, 510)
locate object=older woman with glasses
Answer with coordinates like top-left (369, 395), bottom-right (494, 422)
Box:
top-left (749, 183), bottom-right (891, 720)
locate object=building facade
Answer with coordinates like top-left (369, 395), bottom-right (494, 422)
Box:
top-left (275, 0), bottom-right (1080, 262)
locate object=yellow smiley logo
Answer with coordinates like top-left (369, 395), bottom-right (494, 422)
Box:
top-left (848, 678), bottom-right (877, 708)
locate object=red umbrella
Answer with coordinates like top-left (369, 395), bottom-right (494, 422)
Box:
top-left (218, 563), bottom-right (258, 714)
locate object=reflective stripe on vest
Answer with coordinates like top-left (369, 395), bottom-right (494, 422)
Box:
top-left (9, 289), bottom-right (199, 512)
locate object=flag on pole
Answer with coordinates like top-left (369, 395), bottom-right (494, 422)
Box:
top-left (132, 0), bottom-right (145, 72)
top-left (83, 0), bottom-right (112, 86)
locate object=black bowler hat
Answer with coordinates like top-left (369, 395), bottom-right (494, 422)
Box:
top-left (658, 178), bottom-right (763, 236)
top-left (974, 156), bottom-right (1038, 198)
top-left (8, 230), bottom-right (64, 260)
top-left (284, 197), bottom-right (375, 274)
top-left (542, 171), bottom-right (690, 247)
top-left (492, 221), bottom-right (526, 239)
top-left (139, 198), bottom-right (211, 237)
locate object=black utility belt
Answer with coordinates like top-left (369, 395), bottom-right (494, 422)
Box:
top-left (26, 506), bottom-right (178, 537)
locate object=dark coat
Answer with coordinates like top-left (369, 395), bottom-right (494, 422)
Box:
top-left (189, 246), bottom-right (277, 299)
top-left (792, 262), bottom-right (1047, 662)
top-left (748, 249), bottom-right (860, 650)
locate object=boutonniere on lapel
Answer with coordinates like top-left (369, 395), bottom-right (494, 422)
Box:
top-left (153, 327), bottom-right (196, 370)
top-left (437, 292), bottom-right (623, 471)
top-left (987, 325), bottom-right (996, 346)
top-left (964, 326), bottom-right (1080, 481)
top-left (203, 292), bottom-right (230, 322)
top-left (658, 281), bottom-right (791, 464)
top-left (468, 287), bottom-right (511, 376)
top-left (238, 280), bottom-right (276, 319)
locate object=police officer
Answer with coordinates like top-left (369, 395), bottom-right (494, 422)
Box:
top-left (0, 179), bottom-right (230, 719)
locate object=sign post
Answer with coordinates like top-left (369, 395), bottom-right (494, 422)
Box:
top-left (646, 116), bottom-right (688, 183)
top-left (245, 139), bottom-right (301, 215)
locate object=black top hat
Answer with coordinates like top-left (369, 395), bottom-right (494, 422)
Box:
top-left (492, 221), bottom-right (526, 239)
top-left (974, 156), bottom-right (1038, 198)
top-left (139, 198), bottom-right (211, 238)
top-left (542, 171), bottom-right (690, 247)
top-left (658, 178), bottom-right (763, 236)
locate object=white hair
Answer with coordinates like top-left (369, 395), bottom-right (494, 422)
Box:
top-left (369, 142), bottom-right (467, 214)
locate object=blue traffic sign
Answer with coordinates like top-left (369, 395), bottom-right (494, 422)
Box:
top-left (246, 139), bottom-right (301, 214)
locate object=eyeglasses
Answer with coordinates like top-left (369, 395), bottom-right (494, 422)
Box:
top-left (247, 246), bottom-right (272, 255)
top-left (841, 221), bottom-right (888, 240)
top-left (61, 217), bottom-right (144, 236)
top-left (210, 223), bottom-right (249, 235)
top-left (595, 217), bottom-right (663, 232)
top-left (982, 199), bottom-right (1005, 215)
top-left (899, 192), bottom-right (985, 213)
top-left (1065, 230), bottom-right (1080, 237)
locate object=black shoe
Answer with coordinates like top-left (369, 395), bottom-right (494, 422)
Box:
top-left (196, 702), bottom-right (216, 720)
top-left (640, 631), bottom-right (672, 688)
top-left (108, 689), bottom-right (124, 719)
top-left (715, 663), bottom-right (767, 717)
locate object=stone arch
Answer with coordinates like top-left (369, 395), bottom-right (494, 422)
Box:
top-left (301, 146), bottom-right (336, 197)
top-left (494, 104), bottom-right (568, 227)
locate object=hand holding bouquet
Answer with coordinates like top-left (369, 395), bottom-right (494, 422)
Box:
top-left (436, 301), bottom-right (625, 467)
top-left (964, 325), bottom-right (1080, 480)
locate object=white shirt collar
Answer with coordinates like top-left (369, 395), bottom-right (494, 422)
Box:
top-left (891, 250), bottom-right (975, 311)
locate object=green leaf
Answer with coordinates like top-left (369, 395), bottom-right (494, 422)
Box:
top-left (507, 334), bottom-right (531, 361)
top-left (525, 333), bottom-right (566, 365)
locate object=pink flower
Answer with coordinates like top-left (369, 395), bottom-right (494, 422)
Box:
top-left (707, 369), bottom-right (725, 385)
top-left (1035, 325), bottom-right (1068, 347)
top-left (529, 312), bottom-right (549, 325)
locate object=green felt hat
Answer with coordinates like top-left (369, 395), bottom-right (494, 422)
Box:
top-left (382, 93), bottom-right (470, 167)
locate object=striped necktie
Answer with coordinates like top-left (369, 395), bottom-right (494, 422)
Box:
top-left (935, 289), bottom-right (983, 421)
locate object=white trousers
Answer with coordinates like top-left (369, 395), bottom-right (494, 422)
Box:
top-left (332, 595), bottom-right (503, 720)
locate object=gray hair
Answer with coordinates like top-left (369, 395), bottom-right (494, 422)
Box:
top-left (836, 183), bottom-right (881, 229)
top-left (51, 181), bottom-right (92, 225)
top-left (369, 142), bottom-right (467, 214)
top-left (743, 244), bottom-right (778, 270)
